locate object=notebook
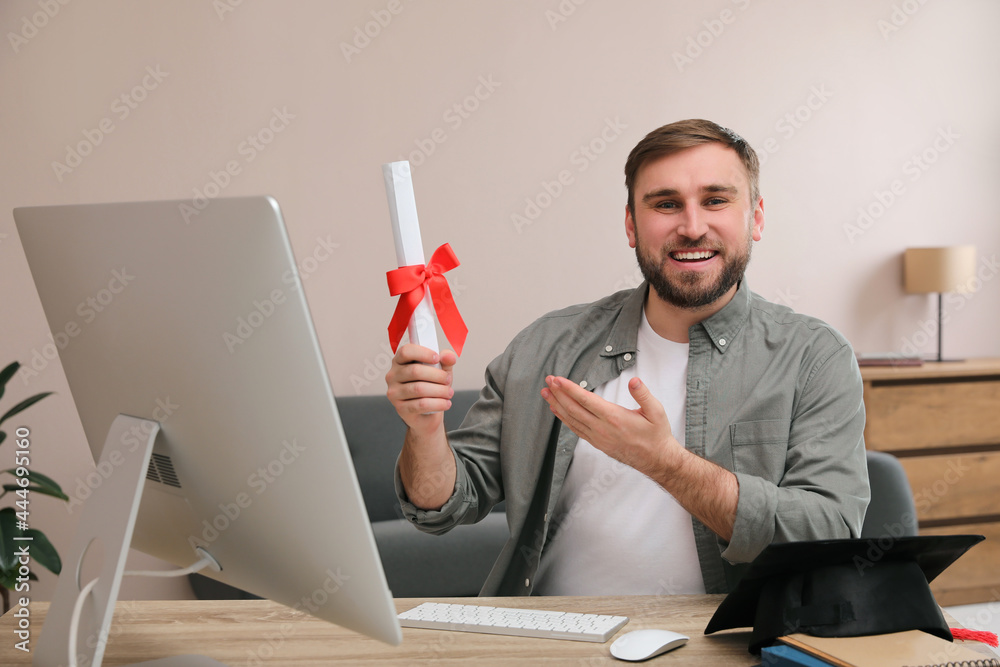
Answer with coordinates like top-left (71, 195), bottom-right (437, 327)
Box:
top-left (779, 631), bottom-right (1000, 667)
top-left (762, 643), bottom-right (831, 666)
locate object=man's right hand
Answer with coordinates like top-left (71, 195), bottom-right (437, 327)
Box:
top-left (385, 344), bottom-right (458, 432)
top-left (386, 344), bottom-right (460, 510)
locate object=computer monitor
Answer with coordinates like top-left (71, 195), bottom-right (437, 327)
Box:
top-left (14, 196), bottom-right (402, 665)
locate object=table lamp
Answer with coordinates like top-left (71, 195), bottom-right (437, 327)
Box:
top-left (903, 245), bottom-right (976, 362)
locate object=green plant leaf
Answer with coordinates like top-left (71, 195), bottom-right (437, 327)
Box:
top-left (0, 509), bottom-right (62, 586)
top-left (0, 362), bottom-right (19, 403)
top-left (23, 528), bottom-right (61, 575)
top-left (0, 469), bottom-right (69, 500)
top-left (2, 484), bottom-right (65, 501)
top-left (0, 569), bottom-right (16, 591)
top-left (0, 507), bottom-right (20, 571)
top-left (0, 392), bottom-right (53, 427)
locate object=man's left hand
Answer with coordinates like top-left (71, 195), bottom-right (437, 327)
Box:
top-left (540, 373), bottom-right (738, 541)
top-left (540, 374), bottom-right (680, 478)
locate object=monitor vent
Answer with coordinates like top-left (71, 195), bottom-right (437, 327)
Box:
top-left (146, 453), bottom-right (182, 488)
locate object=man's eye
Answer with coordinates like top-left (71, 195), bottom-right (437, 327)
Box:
top-left (655, 201), bottom-right (679, 209)
top-left (705, 198), bottom-right (727, 206)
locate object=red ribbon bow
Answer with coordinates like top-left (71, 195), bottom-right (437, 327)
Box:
top-left (386, 243), bottom-right (468, 356)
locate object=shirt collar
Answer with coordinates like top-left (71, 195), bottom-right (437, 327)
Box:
top-left (602, 279), bottom-right (752, 357)
top-left (697, 279), bottom-right (751, 353)
top-left (601, 283), bottom-right (647, 358)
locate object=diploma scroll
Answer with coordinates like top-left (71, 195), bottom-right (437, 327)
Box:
top-left (383, 160), bottom-right (440, 356)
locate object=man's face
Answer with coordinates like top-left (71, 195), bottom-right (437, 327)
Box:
top-left (625, 143), bottom-right (764, 310)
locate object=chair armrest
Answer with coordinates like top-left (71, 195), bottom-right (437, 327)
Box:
top-left (371, 513), bottom-right (508, 597)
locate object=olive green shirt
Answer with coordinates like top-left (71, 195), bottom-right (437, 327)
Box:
top-left (395, 280), bottom-right (870, 595)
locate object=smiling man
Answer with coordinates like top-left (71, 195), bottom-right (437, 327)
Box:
top-left (386, 119), bottom-right (869, 596)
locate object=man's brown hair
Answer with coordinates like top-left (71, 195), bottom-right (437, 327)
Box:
top-left (624, 119), bottom-right (760, 216)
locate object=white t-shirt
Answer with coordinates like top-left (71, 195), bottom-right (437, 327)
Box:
top-left (533, 311), bottom-right (707, 595)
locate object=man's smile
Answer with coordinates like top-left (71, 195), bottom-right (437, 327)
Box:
top-left (669, 249), bottom-right (719, 263)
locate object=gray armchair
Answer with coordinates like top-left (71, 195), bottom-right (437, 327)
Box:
top-left (338, 391), bottom-right (507, 598)
top-left (861, 450), bottom-right (919, 539)
top-left (190, 390), bottom-right (507, 601)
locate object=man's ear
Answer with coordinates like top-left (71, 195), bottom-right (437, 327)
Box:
top-left (751, 197), bottom-right (764, 242)
top-left (625, 205), bottom-right (637, 248)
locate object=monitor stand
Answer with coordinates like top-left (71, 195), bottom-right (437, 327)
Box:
top-left (33, 415), bottom-right (227, 667)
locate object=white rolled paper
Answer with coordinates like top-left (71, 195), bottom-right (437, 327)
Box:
top-left (383, 160), bottom-right (440, 355)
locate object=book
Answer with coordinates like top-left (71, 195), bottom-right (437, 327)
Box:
top-left (779, 630), bottom-right (1000, 667)
top-left (762, 644), bottom-right (833, 666)
top-left (855, 353), bottom-right (924, 367)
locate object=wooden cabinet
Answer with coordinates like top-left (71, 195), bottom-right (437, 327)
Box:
top-left (861, 358), bottom-right (1000, 606)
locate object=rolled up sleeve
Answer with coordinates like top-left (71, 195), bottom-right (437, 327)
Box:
top-left (394, 445), bottom-right (479, 535)
top-left (721, 343), bottom-right (870, 563)
top-left (394, 353), bottom-right (510, 535)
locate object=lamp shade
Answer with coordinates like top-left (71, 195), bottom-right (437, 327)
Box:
top-left (904, 246), bottom-right (976, 294)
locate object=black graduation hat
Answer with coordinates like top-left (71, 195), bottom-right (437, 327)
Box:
top-left (704, 534), bottom-right (985, 654)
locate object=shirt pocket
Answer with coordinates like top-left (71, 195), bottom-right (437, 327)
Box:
top-left (729, 419), bottom-right (791, 483)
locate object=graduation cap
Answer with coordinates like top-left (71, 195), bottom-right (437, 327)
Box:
top-left (704, 534), bottom-right (985, 654)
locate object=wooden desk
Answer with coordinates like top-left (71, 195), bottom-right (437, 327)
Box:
top-left (1, 595), bottom-right (756, 665)
top-left (860, 357), bottom-right (1000, 605)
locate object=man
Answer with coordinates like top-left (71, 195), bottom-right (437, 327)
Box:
top-left (386, 119), bottom-right (869, 596)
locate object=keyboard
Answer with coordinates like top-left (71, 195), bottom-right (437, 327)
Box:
top-left (397, 601), bottom-right (629, 642)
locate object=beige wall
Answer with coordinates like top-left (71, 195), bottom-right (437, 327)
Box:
top-left (2, 0), bottom-right (998, 602)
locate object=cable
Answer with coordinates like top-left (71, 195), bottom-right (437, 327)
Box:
top-left (67, 550), bottom-right (221, 667)
top-left (124, 555), bottom-right (220, 578)
top-left (68, 577), bottom-right (99, 667)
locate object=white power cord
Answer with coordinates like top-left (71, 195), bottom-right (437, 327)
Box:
top-left (67, 549), bottom-right (221, 667)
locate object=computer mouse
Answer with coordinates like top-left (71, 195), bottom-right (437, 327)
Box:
top-left (609, 628), bottom-right (690, 661)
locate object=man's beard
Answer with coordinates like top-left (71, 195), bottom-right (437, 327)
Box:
top-left (635, 225), bottom-right (753, 310)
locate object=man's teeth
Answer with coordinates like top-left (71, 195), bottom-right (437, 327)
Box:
top-left (672, 250), bottom-right (716, 261)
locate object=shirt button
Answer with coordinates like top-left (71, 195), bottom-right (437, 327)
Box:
top-left (624, 353), bottom-right (633, 361)
top-left (525, 579), bottom-right (531, 588)
top-left (579, 380), bottom-right (588, 388)
top-left (719, 338), bottom-right (727, 346)
top-left (605, 345), bottom-right (613, 352)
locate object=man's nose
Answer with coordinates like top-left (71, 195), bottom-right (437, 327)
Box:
top-left (676, 208), bottom-right (709, 239)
